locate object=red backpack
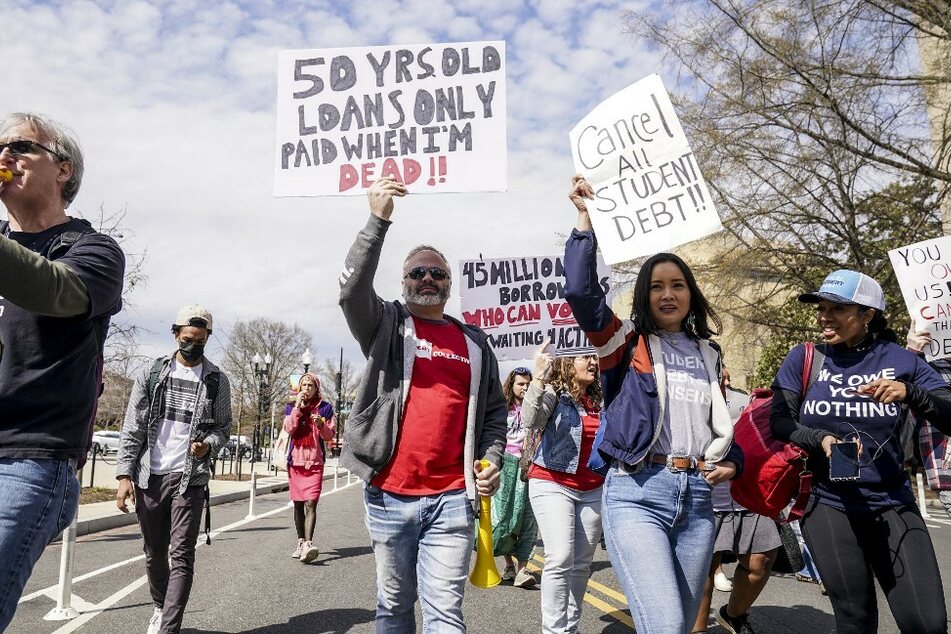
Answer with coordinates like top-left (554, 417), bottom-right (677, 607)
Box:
top-left (730, 343), bottom-right (824, 522)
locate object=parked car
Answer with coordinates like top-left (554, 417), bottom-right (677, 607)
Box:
top-left (220, 436), bottom-right (254, 460)
top-left (90, 430), bottom-right (121, 455)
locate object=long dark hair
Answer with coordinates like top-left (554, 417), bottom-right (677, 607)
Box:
top-left (867, 309), bottom-right (898, 343)
top-left (631, 253), bottom-right (721, 339)
top-left (502, 368), bottom-right (532, 406)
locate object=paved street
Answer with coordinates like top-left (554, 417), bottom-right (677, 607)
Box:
top-left (9, 482), bottom-right (951, 633)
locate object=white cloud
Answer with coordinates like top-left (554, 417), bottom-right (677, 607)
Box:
top-left (6, 0), bottom-right (674, 366)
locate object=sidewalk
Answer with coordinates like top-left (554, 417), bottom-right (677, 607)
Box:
top-left (72, 459), bottom-right (358, 538)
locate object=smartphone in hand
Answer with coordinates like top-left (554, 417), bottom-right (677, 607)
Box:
top-left (829, 441), bottom-right (861, 481)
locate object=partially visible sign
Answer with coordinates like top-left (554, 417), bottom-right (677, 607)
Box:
top-left (459, 254), bottom-right (613, 360)
top-left (889, 235), bottom-right (951, 361)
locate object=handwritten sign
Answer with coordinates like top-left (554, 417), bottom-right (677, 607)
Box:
top-left (275, 41), bottom-right (507, 197)
top-left (459, 255), bottom-right (613, 360)
top-left (569, 74), bottom-right (722, 264)
top-left (889, 236), bottom-right (951, 361)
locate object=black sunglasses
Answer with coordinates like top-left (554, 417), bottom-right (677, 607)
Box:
top-left (404, 266), bottom-right (449, 281)
top-left (0, 139), bottom-right (64, 160)
top-left (514, 367), bottom-right (532, 375)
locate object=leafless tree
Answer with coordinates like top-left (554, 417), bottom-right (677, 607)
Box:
top-left (220, 318), bottom-right (313, 442)
top-left (84, 204), bottom-right (150, 370)
top-left (316, 355), bottom-right (363, 410)
top-left (620, 0), bottom-right (949, 382)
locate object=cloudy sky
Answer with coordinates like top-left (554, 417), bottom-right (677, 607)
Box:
top-left (6, 0), bottom-right (668, 369)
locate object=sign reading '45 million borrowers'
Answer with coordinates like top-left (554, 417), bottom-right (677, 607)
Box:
top-left (570, 74), bottom-right (722, 264)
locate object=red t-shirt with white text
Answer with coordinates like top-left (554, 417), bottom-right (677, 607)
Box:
top-left (372, 317), bottom-right (471, 495)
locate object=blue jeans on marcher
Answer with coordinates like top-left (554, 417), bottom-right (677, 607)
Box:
top-left (0, 458), bottom-right (80, 630)
top-left (364, 485), bottom-right (474, 633)
top-left (602, 462), bottom-right (715, 634)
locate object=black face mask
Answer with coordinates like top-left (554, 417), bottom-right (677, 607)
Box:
top-left (178, 341), bottom-right (205, 363)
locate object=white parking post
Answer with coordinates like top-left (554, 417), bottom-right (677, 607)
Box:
top-left (917, 472), bottom-right (932, 519)
top-left (246, 470), bottom-right (258, 519)
top-left (44, 512), bottom-right (79, 621)
top-left (333, 458), bottom-right (339, 492)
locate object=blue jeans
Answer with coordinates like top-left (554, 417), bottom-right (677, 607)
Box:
top-left (790, 520), bottom-right (821, 581)
top-left (602, 463), bottom-right (714, 634)
top-left (0, 458), bottom-right (79, 630)
top-left (364, 485), bottom-right (474, 633)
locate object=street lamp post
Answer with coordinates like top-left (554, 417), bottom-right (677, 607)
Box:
top-left (334, 347), bottom-right (343, 458)
top-left (251, 352), bottom-right (272, 470)
top-left (302, 347), bottom-right (312, 374)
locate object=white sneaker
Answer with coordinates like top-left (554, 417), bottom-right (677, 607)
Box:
top-left (300, 541), bottom-right (319, 564)
top-left (291, 539), bottom-right (304, 558)
top-left (714, 571), bottom-right (733, 592)
top-left (147, 606), bottom-right (162, 634)
top-left (514, 569), bottom-right (537, 588)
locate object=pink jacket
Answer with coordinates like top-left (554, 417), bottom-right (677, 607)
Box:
top-left (282, 400), bottom-right (336, 469)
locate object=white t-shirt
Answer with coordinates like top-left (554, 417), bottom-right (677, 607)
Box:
top-left (151, 359), bottom-right (203, 474)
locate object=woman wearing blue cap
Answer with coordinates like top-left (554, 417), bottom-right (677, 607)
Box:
top-left (770, 269), bottom-right (951, 634)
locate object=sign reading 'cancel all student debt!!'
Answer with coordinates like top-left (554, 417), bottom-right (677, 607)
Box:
top-left (274, 41), bottom-right (507, 197)
top-left (569, 74), bottom-right (723, 264)
top-left (459, 255), bottom-right (614, 361)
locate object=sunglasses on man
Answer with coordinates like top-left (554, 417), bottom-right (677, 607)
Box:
top-left (404, 266), bottom-right (450, 281)
top-left (514, 367), bottom-right (532, 375)
top-left (0, 139), bottom-right (65, 161)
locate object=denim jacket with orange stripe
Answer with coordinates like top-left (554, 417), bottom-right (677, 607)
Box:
top-left (563, 229), bottom-right (742, 471)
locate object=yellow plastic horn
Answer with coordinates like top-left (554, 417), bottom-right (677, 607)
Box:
top-left (469, 459), bottom-right (501, 588)
top-left (0, 169), bottom-right (12, 183)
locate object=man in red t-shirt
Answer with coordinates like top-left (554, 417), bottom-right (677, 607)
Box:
top-left (339, 176), bottom-right (507, 633)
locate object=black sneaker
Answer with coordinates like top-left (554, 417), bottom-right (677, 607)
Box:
top-left (716, 605), bottom-right (755, 634)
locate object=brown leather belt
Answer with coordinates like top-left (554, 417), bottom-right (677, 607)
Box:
top-left (650, 454), bottom-right (707, 472)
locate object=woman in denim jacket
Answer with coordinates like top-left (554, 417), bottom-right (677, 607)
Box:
top-left (563, 176), bottom-right (741, 634)
top-left (523, 345), bottom-right (604, 634)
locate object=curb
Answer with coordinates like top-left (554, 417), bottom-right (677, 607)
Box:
top-left (73, 480), bottom-right (290, 538)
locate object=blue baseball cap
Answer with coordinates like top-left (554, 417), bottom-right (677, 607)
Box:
top-left (798, 269), bottom-right (885, 311)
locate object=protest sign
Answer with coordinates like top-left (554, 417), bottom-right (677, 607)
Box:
top-left (459, 254), bottom-right (614, 361)
top-left (889, 235), bottom-right (951, 361)
top-left (275, 41), bottom-right (507, 197)
top-left (569, 74), bottom-right (722, 264)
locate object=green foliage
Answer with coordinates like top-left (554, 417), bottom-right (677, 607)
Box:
top-left (748, 179), bottom-right (942, 386)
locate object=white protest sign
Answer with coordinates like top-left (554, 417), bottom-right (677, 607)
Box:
top-left (569, 74), bottom-right (722, 264)
top-left (275, 41), bottom-right (507, 197)
top-left (888, 235), bottom-right (951, 361)
top-left (459, 255), bottom-right (614, 361)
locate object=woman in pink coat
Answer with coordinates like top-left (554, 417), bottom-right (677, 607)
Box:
top-left (284, 373), bottom-right (335, 563)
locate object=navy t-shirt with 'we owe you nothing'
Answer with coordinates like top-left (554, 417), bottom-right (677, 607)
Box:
top-left (775, 339), bottom-right (945, 511)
